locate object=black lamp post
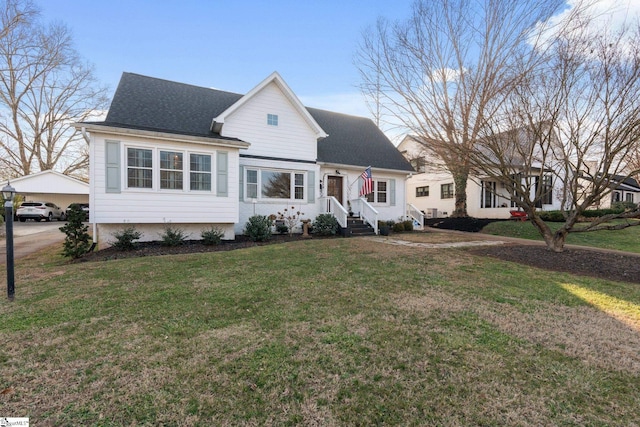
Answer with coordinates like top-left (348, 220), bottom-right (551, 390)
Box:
top-left (3, 182), bottom-right (15, 301)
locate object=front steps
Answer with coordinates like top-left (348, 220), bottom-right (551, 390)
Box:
top-left (342, 216), bottom-right (375, 237)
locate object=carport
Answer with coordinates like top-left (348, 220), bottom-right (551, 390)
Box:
top-left (6, 170), bottom-right (89, 210)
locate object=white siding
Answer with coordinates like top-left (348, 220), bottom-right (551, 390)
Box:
top-left (406, 172), bottom-right (456, 218)
top-left (236, 158), bottom-right (320, 234)
top-left (319, 166), bottom-right (408, 222)
top-left (90, 132), bottom-right (240, 237)
top-left (221, 82), bottom-right (318, 161)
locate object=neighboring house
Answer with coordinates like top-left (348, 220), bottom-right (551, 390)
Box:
top-left (3, 170), bottom-right (89, 210)
top-left (583, 174), bottom-right (640, 209)
top-left (75, 72), bottom-right (413, 246)
top-left (399, 134), bottom-right (563, 219)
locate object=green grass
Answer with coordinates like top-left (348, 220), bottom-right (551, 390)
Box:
top-left (1, 236), bottom-right (639, 425)
top-left (483, 219), bottom-right (640, 252)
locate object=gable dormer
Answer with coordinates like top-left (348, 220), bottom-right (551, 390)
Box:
top-left (210, 72), bottom-right (327, 162)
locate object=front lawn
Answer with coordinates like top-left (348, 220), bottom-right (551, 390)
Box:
top-left (482, 219), bottom-right (640, 253)
top-left (1, 236), bottom-right (639, 425)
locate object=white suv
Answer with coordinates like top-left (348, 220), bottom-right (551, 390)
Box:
top-left (16, 201), bottom-right (66, 222)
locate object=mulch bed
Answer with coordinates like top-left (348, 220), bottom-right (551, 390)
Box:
top-left (427, 217), bottom-right (640, 284)
top-left (76, 234), bottom-right (319, 263)
top-left (425, 217), bottom-right (504, 232)
top-left (467, 244), bottom-right (640, 284)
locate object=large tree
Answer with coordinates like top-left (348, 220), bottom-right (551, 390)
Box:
top-left (469, 8), bottom-right (640, 252)
top-left (356, 0), bottom-right (567, 217)
top-left (0, 0), bottom-right (108, 180)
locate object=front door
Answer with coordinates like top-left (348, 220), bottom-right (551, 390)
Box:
top-left (327, 176), bottom-right (344, 205)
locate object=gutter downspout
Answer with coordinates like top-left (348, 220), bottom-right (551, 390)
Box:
top-left (80, 127), bottom-right (98, 248)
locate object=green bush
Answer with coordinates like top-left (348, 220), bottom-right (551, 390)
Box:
top-left (312, 213), bottom-right (339, 236)
top-left (111, 225), bottom-right (142, 250)
top-left (201, 226), bottom-right (224, 245)
top-left (159, 223), bottom-right (188, 246)
top-left (59, 204), bottom-right (91, 258)
top-left (245, 215), bottom-right (272, 242)
top-left (392, 222), bottom-right (405, 232)
top-left (402, 220), bottom-right (414, 231)
top-left (582, 208), bottom-right (626, 217)
top-left (611, 201), bottom-right (637, 211)
top-left (538, 210), bottom-right (566, 222)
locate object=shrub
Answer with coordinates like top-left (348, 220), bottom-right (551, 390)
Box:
top-left (273, 206), bottom-right (305, 235)
top-left (159, 223), bottom-right (188, 246)
top-left (111, 225), bottom-right (142, 250)
top-left (245, 215), bottom-right (272, 242)
top-left (612, 201), bottom-right (637, 211)
top-left (392, 222), bottom-right (405, 232)
top-left (312, 213), bottom-right (339, 236)
top-left (538, 210), bottom-right (566, 222)
top-left (201, 226), bottom-right (224, 245)
top-left (275, 222), bottom-right (289, 234)
top-left (402, 220), bottom-right (414, 231)
top-left (582, 208), bottom-right (626, 217)
top-left (59, 204), bottom-right (91, 258)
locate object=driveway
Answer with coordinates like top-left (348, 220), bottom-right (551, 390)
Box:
top-left (0, 220), bottom-right (68, 264)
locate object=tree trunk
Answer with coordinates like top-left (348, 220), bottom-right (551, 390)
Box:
top-left (452, 172), bottom-right (468, 217)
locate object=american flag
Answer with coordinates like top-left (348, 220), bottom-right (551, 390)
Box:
top-left (359, 167), bottom-right (373, 196)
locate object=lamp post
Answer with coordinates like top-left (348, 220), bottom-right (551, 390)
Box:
top-left (2, 182), bottom-right (15, 301)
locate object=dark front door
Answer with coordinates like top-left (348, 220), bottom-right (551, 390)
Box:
top-left (327, 176), bottom-right (343, 205)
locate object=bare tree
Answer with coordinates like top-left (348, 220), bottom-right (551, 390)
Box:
top-left (470, 11), bottom-right (640, 252)
top-left (356, 0), bottom-right (567, 217)
top-left (0, 0), bottom-right (108, 180)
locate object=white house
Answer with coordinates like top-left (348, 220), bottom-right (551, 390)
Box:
top-left (398, 135), bottom-right (564, 219)
top-left (76, 72), bottom-right (414, 246)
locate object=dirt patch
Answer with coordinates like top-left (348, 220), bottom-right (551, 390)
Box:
top-left (468, 244), bottom-right (640, 284)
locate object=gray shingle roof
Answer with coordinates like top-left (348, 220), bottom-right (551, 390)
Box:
top-left (102, 73), bottom-right (413, 172)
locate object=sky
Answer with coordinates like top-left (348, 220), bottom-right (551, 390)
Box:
top-left (39, 0), bottom-right (415, 119)
top-left (37, 0), bottom-right (640, 133)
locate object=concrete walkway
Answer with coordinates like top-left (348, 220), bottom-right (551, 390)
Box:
top-left (363, 235), bottom-right (507, 249)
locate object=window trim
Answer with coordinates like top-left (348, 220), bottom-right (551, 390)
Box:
top-left (416, 186), bottom-right (429, 197)
top-left (159, 150), bottom-right (184, 191)
top-left (441, 183), bottom-right (454, 199)
top-left (126, 146), bottom-right (154, 190)
top-left (267, 113), bottom-right (279, 126)
top-left (189, 152), bottom-right (213, 192)
top-left (122, 144), bottom-right (220, 194)
top-left (366, 180), bottom-right (391, 205)
top-left (244, 167), bottom-right (307, 202)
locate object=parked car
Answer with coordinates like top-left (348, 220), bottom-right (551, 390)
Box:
top-left (16, 201), bottom-right (66, 222)
top-left (66, 203), bottom-right (89, 221)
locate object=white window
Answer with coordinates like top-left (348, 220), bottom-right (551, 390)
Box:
top-left (626, 193), bottom-right (634, 203)
top-left (267, 114), bottom-right (278, 126)
top-left (246, 168), bottom-right (305, 201)
top-left (366, 180), bottom-right (389, 204)
top-left (481, 181), bottom-right (497, 208)
top-left (127, 147), bottom-right (153, 189)
top-left (190, 153), bottom-right (211, 191)
top-left (124, 146), bottom-right (220, 193)
top-left (160, 150), bottom-right (183, 190)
